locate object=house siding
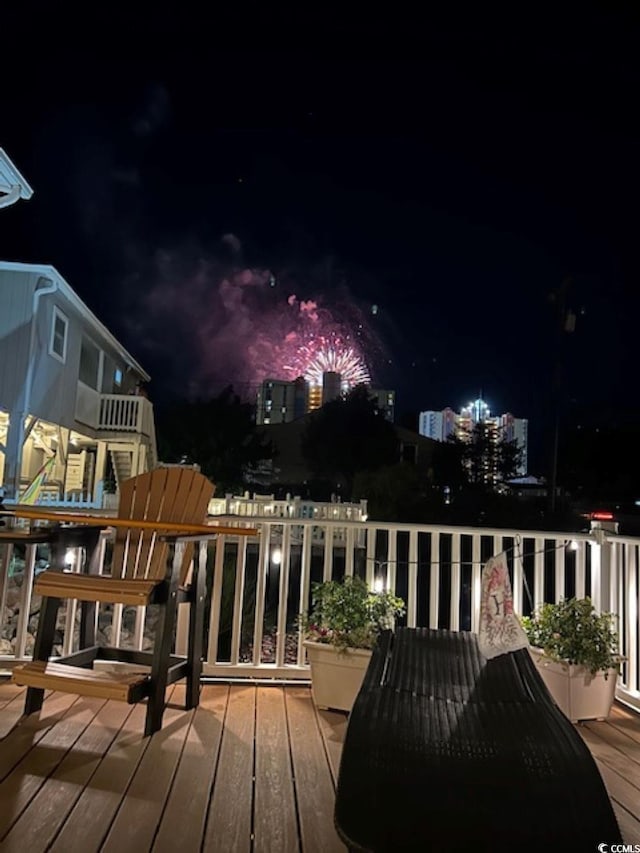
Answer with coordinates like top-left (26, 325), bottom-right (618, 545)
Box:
top-left (0, 268), bottom-right (142, 432)
top-left (0, 269), bottom-right (39, 413)
top-left (30, 291), bottom-right (85, 429)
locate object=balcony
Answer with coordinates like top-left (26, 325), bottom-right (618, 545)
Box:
top-left (98, 394), bottom-right (156, 440)
top-left (1, 515), bottom-right (640, 846)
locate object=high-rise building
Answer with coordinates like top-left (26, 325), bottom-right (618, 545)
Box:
top-left (256, 379), bottom-right (298, 425)
top-left (419, 398), bottom-right (528, 476)
top-left (292, 376), bottom-right (309, 420)
top-left (369, 388), bottom-right (396, 423)
top-left (419, 407), bottom-right (457, 442)
top-left (322, 371), bottom-right (342, 405)
top-left (498, 413), bottom-right (528, 475)
top-left (257, 374), bottom-right (397, 423)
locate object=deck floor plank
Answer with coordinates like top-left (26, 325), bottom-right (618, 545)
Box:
top-left (578, 724), bottom-right (640, 793)
top-left (608, 703), bottom-right (640, 744)
top-left (0, 696), bottom-right (105, 841)
top-left (0, 691), bottom-right (28, 739)
top-left (584, 717), bottom-right (640, 770)
top-left (49, 701), bottom-right (152, 853)
top-left (314, 707), bottom-right (348, 786)
top-left (101, 687), bottom-right (193, 853)
top-left (286, 687), bottom-right (346, 853)
top-left (203, 684), bottom-right (256, 853)
top-left (0, 691), bottom-right (77, 783)
top-left (612, 802), bottom-right (640, 845)
top-left (152, 684), bottom-right (229, 853)
top-left (0, 683), bottom-right (25, 708)
top-left (0, 699), bottom-right (133, 851)
top-left (592, 756), bottom-right (640, 839)
top-left (254, 686), bottom-right (299, 853)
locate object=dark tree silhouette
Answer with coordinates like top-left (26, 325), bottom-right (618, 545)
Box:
top-left (156, 385), bottom-right (273, 495)
top-left (353, 463), bottom-right (428, 522)
top-left (446, 423), bottom-right (523, 490)
top-left (301, 385), bottom-right (399, 498)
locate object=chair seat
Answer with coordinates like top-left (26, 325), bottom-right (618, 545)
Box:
top-left (12, 660), bottom-right (149, 702)
top-left (34, 570), bottom-right (161, 605)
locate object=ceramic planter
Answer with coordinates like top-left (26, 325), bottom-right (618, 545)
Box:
top-left (303, 640), bottom-right (372, 712)
top-left (529, 647), bottom-right (618, 722)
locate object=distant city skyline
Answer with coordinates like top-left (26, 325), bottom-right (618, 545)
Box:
top-left (419, 397), bottom-right (529, 476)
top-left (255, 374), bottom-right (395, 425)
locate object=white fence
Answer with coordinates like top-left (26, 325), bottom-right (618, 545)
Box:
top-left (208, 493), bottom-right (368, 522)
top-left (1, 518), bottom-right (638, 711)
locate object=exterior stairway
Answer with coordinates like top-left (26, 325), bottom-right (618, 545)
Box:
top-left (110, 448), bottom-right (134, 488)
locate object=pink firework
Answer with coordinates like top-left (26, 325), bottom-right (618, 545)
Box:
top-left (283, 336), bottom-right (371, 388)
top-left (127, 245), bottom-right (383, 398)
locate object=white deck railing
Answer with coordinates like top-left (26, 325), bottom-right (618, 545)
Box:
top-left (1, 518), bottom-right (638, 711)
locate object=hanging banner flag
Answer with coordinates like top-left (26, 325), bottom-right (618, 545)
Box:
top-left (20, 454), bottom-right (56, 505)
top-left (477, 552), bottom-right (529, 659)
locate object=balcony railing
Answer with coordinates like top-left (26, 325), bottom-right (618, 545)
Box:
top-left (1, 518), bottom-right (638, 712)
top-left (98, 394), bottom-right (155, 437)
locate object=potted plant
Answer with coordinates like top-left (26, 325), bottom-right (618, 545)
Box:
top-left (301, 575), bottom-right (405, 712)
top-left (521, 597), bottom-right (622, 722)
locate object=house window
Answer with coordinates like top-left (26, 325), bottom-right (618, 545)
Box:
top-left (114, 368), bottom-right (123, 387)
top-left (79, 336), bottom-right (101, 389)
top-left (49, 307), bottom-right (68, 363)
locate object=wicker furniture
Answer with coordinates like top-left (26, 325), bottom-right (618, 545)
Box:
top-left (335, 627), bottom-right (622, 851)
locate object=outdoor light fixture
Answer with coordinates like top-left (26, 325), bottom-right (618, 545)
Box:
top-left (271, 548), bottom-right (282, 566)
top-left (591, 511), bottom-right (614, 521)
top-left (373, 578), bottom-right (384, 593)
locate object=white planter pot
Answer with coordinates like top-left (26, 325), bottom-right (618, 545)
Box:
top-left (529, 647), bottom-right (618, 722)
top-left (303, 640), bottom-right (372, 713)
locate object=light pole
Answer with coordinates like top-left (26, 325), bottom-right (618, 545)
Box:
top-left (549, 277), bottom-right (576, 514)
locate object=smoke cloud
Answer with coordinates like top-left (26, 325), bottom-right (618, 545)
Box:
top-left (119, 236), bottom-right (384, 400)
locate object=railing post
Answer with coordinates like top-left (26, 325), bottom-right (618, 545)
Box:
top-left (133, 397), bottom-right (140, 431)
top-left (590, 523), bottom-right (614, 614)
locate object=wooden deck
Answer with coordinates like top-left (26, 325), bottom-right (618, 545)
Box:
top-left (0, 680), bottom-right (638, 851)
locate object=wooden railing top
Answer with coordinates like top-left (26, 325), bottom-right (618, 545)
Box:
top-left (1, 506), bottom-right (258, 537)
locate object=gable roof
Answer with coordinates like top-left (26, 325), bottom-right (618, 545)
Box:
top-left (0, 148), bottom-right (33, 199)
top-left (0, 260), bottom-right (150, 380)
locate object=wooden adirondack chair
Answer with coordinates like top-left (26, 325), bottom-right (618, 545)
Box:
top-left (12, 467), bottom-right (220, 735)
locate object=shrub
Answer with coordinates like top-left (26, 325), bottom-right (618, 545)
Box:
top-left (521, 597), bottom-right (620, 676)
top-left (302, 575), bottom-right (405, 651)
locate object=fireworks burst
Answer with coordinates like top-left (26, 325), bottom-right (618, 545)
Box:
top-left (283, 336), bottom-right (371, 389)
top-left (125, 239), bottom-right (385, 399)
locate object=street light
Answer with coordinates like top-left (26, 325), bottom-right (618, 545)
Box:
top-left (549, 277), bottom-right (577, 514)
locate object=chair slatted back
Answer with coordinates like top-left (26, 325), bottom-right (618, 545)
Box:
top-left (112, 468), bottom-right (214, 583)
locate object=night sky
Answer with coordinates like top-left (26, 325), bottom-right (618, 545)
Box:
top-left (2, 9), bottom-right (639, 472)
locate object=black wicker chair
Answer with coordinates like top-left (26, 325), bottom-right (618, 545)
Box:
top-left (335, 628), bottom-right (622, 852)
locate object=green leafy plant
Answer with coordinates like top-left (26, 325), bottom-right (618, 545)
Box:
top-left (521, 597), bottom-right (621, 676)
top-left (301, 575), bottom-right (405, 652)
